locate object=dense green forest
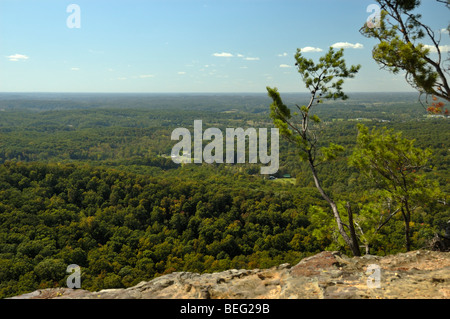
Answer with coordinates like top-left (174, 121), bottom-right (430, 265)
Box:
top-left (0, 93), bottom-right (448, 298)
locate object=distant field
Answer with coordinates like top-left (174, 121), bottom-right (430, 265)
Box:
top-left (272, 178), bottom-right (296, 185)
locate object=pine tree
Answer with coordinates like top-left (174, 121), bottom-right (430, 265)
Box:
top-left (266, 47), bottom-right (361, 256)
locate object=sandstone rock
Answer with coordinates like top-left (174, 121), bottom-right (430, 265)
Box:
top-left (290, 251), bottom-right (342, 277)
top-left (8, 250), bottom-right (450, 299)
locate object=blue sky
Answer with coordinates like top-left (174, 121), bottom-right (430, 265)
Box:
top-left (0, 0), bottom-right (448, 93)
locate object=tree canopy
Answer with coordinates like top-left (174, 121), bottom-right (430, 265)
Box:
top-left (361, 0), bottom-right (450, 111)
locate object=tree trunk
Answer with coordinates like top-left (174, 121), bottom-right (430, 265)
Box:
top-left (401, 207), bottom-right (411, 252)
top-left (308, 160), bottom-right (361, 256)
top-left (346, 202), bottom-right (361, 255)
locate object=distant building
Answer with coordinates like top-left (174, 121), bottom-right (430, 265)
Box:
top-left (425, 114), bottom-right (447, 119)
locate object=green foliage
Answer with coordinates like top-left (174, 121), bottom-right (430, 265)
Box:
top-left (320, 143), bottom-right (345, 162)
top-left (349, 123), bottom-right (433, 197)
top-left (267, 87), bottom-right (294, 139)
top-left (0, 161), bottom-right (317, 298)
top-left (349, 124), bottom-right (445, 250)
top-left (360, 0), bottom-right (450, 102)
top-left (267, 47), bottom-right (363, 257)
top-left (295, 47), bottom-right (361, 101)
top-left (266, 48), bottom-right (360, 162)
top-left (0, 95), bottom-right (447, 298)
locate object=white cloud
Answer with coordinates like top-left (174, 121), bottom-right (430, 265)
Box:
top-left (139, 74), bottom-right (154, 78)
top-left (212, 52), bottom-right (234, 57)
top-left (71, 67), bottom-right (80, 71)
top-left (279, 64), bottom-right (292, 68)
top-left (178, 71), bottom-right (186, 75)
top-left (424, 44), bottom-right (450, 53)
top-left (6, 53), bottom-right (29, 62)
top-left (301, 47), bottom-right (323, 53)
top-left (331, 42), bottom-right (364, 49)
top-left (278, 52), bottom-right (288, 57)
top-left (212, 52), bottom-right (259, 61)
top-left (440, 28), bottom-right (449, 34)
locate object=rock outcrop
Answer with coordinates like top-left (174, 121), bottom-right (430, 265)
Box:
top-left (9, 250), bottom-right (450, 299)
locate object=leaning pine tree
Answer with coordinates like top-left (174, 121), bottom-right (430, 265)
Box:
top-left (360, 0), bottom-right (450, 113)
top-left (266, 47), bottom-right (361, 256)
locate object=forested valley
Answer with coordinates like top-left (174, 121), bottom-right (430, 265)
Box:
top-left (0, 93), bottom-right (448, 298)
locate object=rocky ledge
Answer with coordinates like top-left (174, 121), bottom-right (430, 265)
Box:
top-left (9, 250), bottom-right (450, 299)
